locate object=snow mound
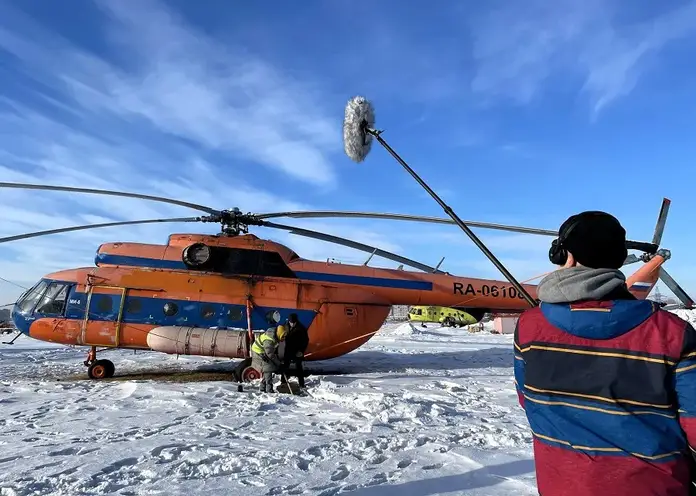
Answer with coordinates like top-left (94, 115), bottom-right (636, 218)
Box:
top-left (378, 321), bottom-right (418, 336)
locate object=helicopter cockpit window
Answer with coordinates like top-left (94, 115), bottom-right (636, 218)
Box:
top-left (35, 282), bottom-right (69, 315)
top-left (16, 279), bottom-right (49, 314)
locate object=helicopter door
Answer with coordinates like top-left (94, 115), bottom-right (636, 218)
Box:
top-left (81, 285), bottom-right (127, 347)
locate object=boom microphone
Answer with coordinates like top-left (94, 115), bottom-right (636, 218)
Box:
top-left (341, 95), bottom-right (538, 308)
top-left (343, 96), bottom-right (375, 163)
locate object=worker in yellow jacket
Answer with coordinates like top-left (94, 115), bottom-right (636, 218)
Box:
top-left (250, 325), bottom-right (287, 393)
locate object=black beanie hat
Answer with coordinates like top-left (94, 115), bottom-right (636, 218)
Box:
top-left (559, 211), bottom-right (628, 269)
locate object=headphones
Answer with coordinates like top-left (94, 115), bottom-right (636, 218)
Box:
top-left (549, 212), bottom-right (607, 266)
top-left (548, 217), bottom-right (581, 266)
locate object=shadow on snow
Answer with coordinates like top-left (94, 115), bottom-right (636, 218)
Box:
top-left (343, 459), bottom-right (535, 495)
top-left (306, 346), bottom-right (513, 376)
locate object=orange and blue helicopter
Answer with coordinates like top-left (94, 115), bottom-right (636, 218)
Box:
top-left (1, 181), bottom-right (691, 383)
top-left (2, 96), bottom-right (692, 383)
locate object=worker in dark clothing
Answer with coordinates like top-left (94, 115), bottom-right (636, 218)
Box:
top-left (280, 313), bottom-right (309, 388)
top-left (514, 211), bottom-right (696, 496)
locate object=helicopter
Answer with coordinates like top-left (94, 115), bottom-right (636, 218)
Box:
top-left (2, 95), bottom-right (694, 383)
top-left (2, 181), bottom-right (692, 383)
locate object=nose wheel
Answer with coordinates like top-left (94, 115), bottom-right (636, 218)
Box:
top-left (84, 346), bottom-right (116, 380)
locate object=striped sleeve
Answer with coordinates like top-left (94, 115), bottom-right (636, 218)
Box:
top-left (513, 319), bottom-right (526, 409)
top-left (674, 322), bottom-right (696, 449)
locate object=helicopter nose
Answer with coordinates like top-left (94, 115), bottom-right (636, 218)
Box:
top-left (11, 303), bottom-right (32, 336)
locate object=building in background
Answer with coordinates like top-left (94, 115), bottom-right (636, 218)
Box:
top-left (386, 305), bottom-right (410, 321)
top-left (492, 314), bottom-right (519, 335)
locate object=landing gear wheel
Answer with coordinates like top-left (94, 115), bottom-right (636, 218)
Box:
top-left (233, 358), bottom-right (261, 383)
top-left (241, 366), bottom-right (261, 382)
top-left (104, 360), bottom-right (115, 378)
top-left (88, 359), bottom-right (115, 380)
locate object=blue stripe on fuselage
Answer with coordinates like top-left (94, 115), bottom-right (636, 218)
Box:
top-left (293, 271), bottom-right (433, 291)
top-left (13, 278), bottom-right (317, 332)
top-left (95, 253), bottom-right (433, 291)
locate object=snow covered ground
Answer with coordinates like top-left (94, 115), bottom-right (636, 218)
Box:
top-left (1, 309), bottom-right (695, 495)
top-left (0, 321), bottom-right (536, 496)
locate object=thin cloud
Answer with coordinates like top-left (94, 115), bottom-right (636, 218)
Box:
top-left (468, 0), bottom-right (696, 115)
top-left (0, 0), bottom-right (339, 187)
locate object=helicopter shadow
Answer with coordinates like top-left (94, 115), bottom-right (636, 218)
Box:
top-left (305, 345), bottom-right (513, 378)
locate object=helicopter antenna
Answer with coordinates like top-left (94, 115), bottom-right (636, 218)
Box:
top-left (342, 96), bottom-right (537, 308)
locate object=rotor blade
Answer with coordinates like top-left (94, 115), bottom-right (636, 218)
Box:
top-left (259, 210), bottom-right (659, 253)
top-left (652, 198), bottom-right (671, 246)
top-left (261, 220), bottom-right (444, 274)
top-left (659, 267), bottom-right (695, 308)
top-left (0, 182), bottom-right (220, 215)
top-left (258, 210), bottom-right (559, 236)
top-left (0, 217), bottom-right (203, 244)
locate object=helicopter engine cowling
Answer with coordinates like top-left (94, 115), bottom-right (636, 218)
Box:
top-left (146, 326), bottom-right (253, 359)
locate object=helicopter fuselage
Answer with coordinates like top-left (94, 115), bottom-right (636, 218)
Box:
top-left (11, 233), bottom-right (541, 362)
top-left (11, 232), bottom-right (663, 366)
top-left (12, 265), bottom-right (393, 361)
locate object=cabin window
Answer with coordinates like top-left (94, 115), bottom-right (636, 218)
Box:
top-left (35, 282), bottom-right (69, 315)
top-left (201, 305), bottom-right (215, 319)
top-left (227, 308), bottom-right (244, 321)
top-left (16, 279), bottom-right (49, 314)
top-left (126, 298), bottom-right (142, 314)
top-left (163, 302), bottom-right (178, 316)
top-left (265, 309), bottom-right (281, 324)
top-left (95, 295), bottom-right (113, 313)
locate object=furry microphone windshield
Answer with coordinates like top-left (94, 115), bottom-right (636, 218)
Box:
top-left (343, 96), bottom-right (375, 163)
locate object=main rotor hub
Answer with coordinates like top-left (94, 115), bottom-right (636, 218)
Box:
top-left (199, 208), bottom-right (264, 236)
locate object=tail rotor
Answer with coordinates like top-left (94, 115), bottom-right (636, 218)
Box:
top-left (624, 198), bottom-right (693, 309)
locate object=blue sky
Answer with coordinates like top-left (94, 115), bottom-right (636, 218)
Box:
top-left (1, 0), bottom-right (696, 305)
